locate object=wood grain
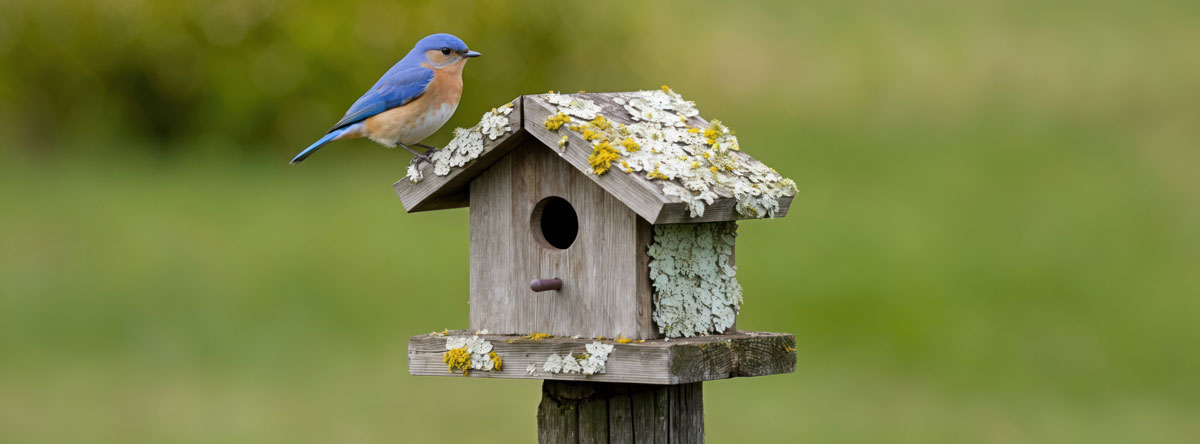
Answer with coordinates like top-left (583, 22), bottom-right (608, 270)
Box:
top-left (408, 330), bottom-right (796, 385)
top-left (522, 94), bottom-right (793, 225)
top-left (538, 381), bottom-right (704, 444)
top-left (468, 140), bottom-right (657, 339)
top-left (393, 97), bottom-right (527, 212)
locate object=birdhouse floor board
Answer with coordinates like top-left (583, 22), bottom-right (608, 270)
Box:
top-left (409, 330), bottom-right (795, 385)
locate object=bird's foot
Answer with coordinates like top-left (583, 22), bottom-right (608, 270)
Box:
top-left (409, 152), bottom-right (433, 168)
top-left (415, 143), bottom-right (441, 154)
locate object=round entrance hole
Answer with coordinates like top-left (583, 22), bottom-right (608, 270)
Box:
top-left (531, 196), bottom-right (578, 250)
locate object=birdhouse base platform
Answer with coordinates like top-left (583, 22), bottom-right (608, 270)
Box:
top-left (408, 330), bottom-right (795, 385)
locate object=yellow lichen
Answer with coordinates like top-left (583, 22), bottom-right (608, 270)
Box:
top-left (635, 339), bottom-right (645, 343)
top-left (709, 166), bottom-right (719, 173)
top-left (616, 335), bottom-right (633, 344)
top-left (661, 85), bottom-right (671, 92)
top-left (691, 162), bottom-right (700, 169)
top-left (702, 152), bottom-right (711, 159)
top-left (557, 135), bottom-right (568, 149)
top-left (647, 164), bottom-right (669, 180)
top-left (581, 128), bottom-right (602, 141)
top-left (588, 141), bottom-right (620, 175)
top-left (544, 113), bottom-right (571, 131)
top-left (595, 336), bottom-right (605, 340)
top-left (524, 332), bottom-right (553, 341)
top-left (620, 137), bottom-right (640, 152)
top-left (687, 127), bottom-right (700, 134)
top-left (443, 347), bottom-right (472, 375)
top-left (590, 115), bottom-right (610, 130)
top-left (489, 351), bottom-right (503, 370)
top-left (704, 128), bottom-right (720, 144)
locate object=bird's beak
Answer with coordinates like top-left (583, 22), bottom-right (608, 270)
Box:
top-left (464, 50), bottom-right (482, 58)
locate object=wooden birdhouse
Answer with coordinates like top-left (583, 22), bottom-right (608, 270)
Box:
top-left (396, 89), bottom-right (797, 443)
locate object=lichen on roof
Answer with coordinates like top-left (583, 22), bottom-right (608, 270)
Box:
top-left (647, 222), bottom-right (742, 338)
top-left (541, 87), bottom-right (796, 219)
top-left (406, 101), bottom-right (516, 183)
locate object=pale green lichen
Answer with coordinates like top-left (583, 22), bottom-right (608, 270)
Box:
top-left (647, 222), bottom-right (742, 338)
top-left (443, 335), bottom-right (501, 373)
top-left (542, 342), bottom-right (614, 376)
top-left (406, 101), bottom-right (516, 183)
top-left (541, 89), bottom-right (796, 219)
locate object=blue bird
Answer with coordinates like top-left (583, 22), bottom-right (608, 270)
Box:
top-left (290, 33), bottom-right (481, 164)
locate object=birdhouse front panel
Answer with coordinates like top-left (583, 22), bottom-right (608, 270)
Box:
top-left (468, 140), bottom-right (657, 339)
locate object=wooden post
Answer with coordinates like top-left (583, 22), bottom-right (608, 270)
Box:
top-left (537, 380), bottom-right (704, 444)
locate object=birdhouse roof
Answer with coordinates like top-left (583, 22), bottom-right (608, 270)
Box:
top-left (395, 89), bottom-right (796, 224)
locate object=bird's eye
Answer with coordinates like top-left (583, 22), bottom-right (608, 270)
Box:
top-left (440, 47), bottom-right (452, 55)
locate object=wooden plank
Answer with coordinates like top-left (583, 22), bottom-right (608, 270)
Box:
top-left (408, 330), bottom-right (795, 385)
top-left (523, 95), bottom-right (669, 223)
top-left (654, 196), bottom-right (793, 225)
top-left (522, 93), bottom-right (793, 225)
top-left (538, 381), bottom-right (581, 444)
top-left (609, 393), bottom-right (635, 444)
top-left (468, 141), bottom-right (656, 339)
top-left (578, 395), bottom-right (608, 444)
top-left (537, 381), bottom-right (703, 444)
top-left (393, 97), bottom-right (527, 212)
top-left (667, 383), bottom-right (704, 443)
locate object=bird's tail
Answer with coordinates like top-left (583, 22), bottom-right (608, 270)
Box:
top-left (290, 127), bottom-right (350, 164)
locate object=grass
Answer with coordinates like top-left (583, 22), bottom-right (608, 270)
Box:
top-left (2, 0), bottom-right (1199, 441)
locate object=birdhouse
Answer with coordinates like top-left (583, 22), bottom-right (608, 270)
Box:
top-left (397, 89), bottom-right (797, 442)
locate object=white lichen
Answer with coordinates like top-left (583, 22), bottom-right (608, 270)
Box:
top-left (526, 364), bottom-right (538, 376)
top-left (647, 222), bottom-right (742, 338)
top-left (445, 335), bottom-right (501, 371)
top-left (540, 88), bottom-right (796, 218)
top-left (544, 93), bottom-right (602, 120)
top-left (406, 101), bottom-right (515, 183)
top-left (541, 342), bottom-right (614, 376)
top-left (580, 342), bottom-right (614, 375)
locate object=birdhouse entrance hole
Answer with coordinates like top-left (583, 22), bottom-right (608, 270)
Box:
top-left (531, 196), bottom-right (578, 250)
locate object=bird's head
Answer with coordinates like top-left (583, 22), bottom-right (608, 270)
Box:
top-left (412, 33), bottom-right (480, 69)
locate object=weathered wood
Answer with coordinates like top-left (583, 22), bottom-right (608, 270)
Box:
top-left (408, 330), bottom-right (796, 385)
top-left (393, 93), bottom-right (793, 223)
top-left (578, 394), bottom-right (608, 443)
top-left (393, 97), bottom-right (527, 212)
top-left (538, 381), bottom-right (704, 444)
top-left (522, 93), bottom-right (793, 225)
top-left (608, 393), bottom-right (635, 444)
top-left (468, 140), bottom-right (658, 339)
top-left (523, 95), bottom-right (671, 224)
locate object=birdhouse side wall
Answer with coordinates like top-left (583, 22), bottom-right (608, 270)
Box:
top-left (468, 141), bottom-right (657, 339)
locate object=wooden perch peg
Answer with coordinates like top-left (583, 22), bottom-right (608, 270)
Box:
top-left (530, 278), bottom-right (563, 292)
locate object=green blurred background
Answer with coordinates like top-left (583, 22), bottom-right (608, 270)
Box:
top-left (2, 0), bottom-right (1198, 442)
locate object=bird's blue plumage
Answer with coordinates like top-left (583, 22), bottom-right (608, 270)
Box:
top-left (291, 126), bottom-right (354, 164)
top-left (291, 33), bottom-right (477, 164)
top-left (329, 65), bottom-right (434, 132)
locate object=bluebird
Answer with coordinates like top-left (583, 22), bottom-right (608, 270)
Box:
top-left (290, 33), bottom-right (481, 164)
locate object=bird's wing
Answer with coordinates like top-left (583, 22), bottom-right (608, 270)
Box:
top-left (328, 65), bottom-right (435, 132)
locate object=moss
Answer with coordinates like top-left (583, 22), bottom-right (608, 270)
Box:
top-left (443, 347), bottom-right (471, 375)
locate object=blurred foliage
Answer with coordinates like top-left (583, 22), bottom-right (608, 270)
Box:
top-left (2, 0), bottom-right (1200, 443)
